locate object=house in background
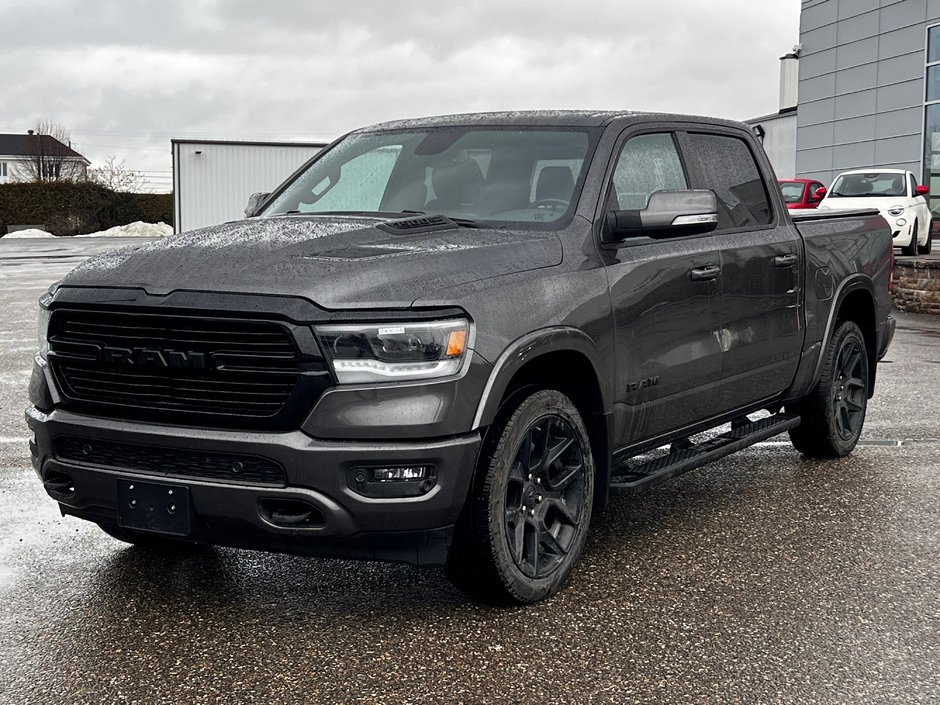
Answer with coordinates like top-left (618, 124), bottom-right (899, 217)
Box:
top-left (0, 132), bottom-right (90, 184)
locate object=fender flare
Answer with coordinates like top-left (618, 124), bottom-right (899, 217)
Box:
top-left (809, 273), bottom-right (877, 389)
top-left (471, 326), bottom-right (612, 430)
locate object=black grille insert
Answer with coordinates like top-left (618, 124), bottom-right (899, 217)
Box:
top-left (48, 308), bottom-right (330, 428)
top-left (55, 435), bottom-right (287, 486)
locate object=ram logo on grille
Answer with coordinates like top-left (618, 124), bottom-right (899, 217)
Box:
top-left (98, 346), bottom-right (209, 370)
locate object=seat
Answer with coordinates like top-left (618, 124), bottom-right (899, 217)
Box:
top-left (535, 166), bottom-right (575, 203)
top-left (426, 159), bottom-right (484, 213)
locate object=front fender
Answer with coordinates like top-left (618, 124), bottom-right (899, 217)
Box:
top-left (471, 326), bottom-right (613, 430)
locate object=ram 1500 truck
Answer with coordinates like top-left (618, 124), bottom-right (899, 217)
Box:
top-left (27, 112), bottom-right (895, 603)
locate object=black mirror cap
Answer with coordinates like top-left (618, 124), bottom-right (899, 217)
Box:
top-left (244, 192), bottom-right (272, 218)
top-left (604, 189), bottom-right (719, 243)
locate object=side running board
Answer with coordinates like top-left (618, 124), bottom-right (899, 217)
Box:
top-left (609, 413), bottom-right (800, 496)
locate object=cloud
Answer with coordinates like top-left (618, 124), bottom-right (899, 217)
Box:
top-left (0, 0), bottom-right (801, 186)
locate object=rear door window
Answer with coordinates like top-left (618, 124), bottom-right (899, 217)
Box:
top-left (682, 133), bottom-right (773, 229)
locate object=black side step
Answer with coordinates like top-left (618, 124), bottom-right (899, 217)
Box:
top-left (609, 413), bottom-right (800, 496)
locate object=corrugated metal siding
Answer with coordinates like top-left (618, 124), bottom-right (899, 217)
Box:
top-left (796, 0), bottom-right (940, 184)
top-left (173, 142), bottom-right (324, 234)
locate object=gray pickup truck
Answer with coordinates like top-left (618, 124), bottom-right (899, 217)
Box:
top-left (27, 111), bottom-right (895, 603)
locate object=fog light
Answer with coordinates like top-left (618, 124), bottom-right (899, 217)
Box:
top-left (373, 466), bottom-right (429, 482)
top-left (896, 217), bottom-right (907, 226)
top-left (348, 465), bottom-right (437, 498)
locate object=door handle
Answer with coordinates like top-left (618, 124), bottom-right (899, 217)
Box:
top-left (774, 254), bottom-right (798, 268)
top-left (690, 265), bottom-right (720, 282)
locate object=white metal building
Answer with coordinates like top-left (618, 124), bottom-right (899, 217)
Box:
top-left (171, 139), bottom-right (327, 234)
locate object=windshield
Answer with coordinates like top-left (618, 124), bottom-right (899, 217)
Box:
top-left (779, 182), bottom-right (805, 203)
top-left (260, 127), bottom-right (594, 226)
top-left (829, 172), bottom-right (907, 198)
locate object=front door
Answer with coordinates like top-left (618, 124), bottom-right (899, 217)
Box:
top-left (600, 130), bottom-right (724, 448)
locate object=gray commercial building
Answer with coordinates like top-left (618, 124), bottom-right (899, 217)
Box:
top-left (797, 0), bottom-right (940, 214)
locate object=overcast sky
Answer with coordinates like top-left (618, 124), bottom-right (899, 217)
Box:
top-left (1, 0), bottom-right (800, 192)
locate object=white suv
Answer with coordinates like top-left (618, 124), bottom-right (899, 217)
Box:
top-left (818, 168), bottom-right (932, 256)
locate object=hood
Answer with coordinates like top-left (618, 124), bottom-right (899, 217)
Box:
top-left (61, 216), bottom-right (563, 309)
top-left (818, 197), bottom-right (906, 215)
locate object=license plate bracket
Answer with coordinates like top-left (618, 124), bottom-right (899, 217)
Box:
top-left (117, 479), bottom-right (191, 536)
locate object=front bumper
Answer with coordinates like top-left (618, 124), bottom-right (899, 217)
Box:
top-left (26, 406), bottom-right (481, 566)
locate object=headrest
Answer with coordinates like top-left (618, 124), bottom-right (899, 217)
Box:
top-left (535, 166), bottom-right (574, 202)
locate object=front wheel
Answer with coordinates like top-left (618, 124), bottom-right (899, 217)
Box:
top-left (786, 320), bottom-right (869, 458)
top-left (918, 221), bottom-right (933, 255)
top-left (902, 222), bottom-right (918, 256)
top-left (448, 389), bottom-right (594, 604)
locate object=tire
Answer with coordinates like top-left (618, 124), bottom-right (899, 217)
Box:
top-left (98, 523), bottom-right (208, 553)
top-left (902, 222), bottom-right (918, 256)
top-left (918, 221), bottom-right (932, 255)
top-left (786, 320), bottom-right (869, 458)
top-left (447, 389), bottom-right (595, 604)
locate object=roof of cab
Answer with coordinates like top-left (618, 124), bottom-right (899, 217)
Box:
top-left (354, 110), bottom-right (749, 132)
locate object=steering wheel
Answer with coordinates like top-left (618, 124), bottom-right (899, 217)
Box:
top-left (530, 198), bottom-right (569, 209)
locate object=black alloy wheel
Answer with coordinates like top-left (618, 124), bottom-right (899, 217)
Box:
top-left (447, 389), bottom-right (595, 604)
top-left (787, 320), bottom-right (869, 458)
top-left (831, 336), bottom-right (867, 441)
top-left (503, 415), bottom-right (587, 580)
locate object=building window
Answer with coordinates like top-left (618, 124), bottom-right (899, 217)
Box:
top-left (923, 25), bottom-right (940, 215)
top-left (0, 162), bottom-right (7, 177)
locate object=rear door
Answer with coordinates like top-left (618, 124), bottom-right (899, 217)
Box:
top-left (677, 129), bottom-right (803, 413)
top-left (599, 128), bottom-right (724, 446)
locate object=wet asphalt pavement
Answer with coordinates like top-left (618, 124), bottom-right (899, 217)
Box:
top-left (0, 238), bottom-right (938, 705)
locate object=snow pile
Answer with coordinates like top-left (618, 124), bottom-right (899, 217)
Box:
top-left (2, 221), bottom-right (172, 239)
top-left (2, 228), bottom-right (55, 239)
top-left (76, 221), bottom-right (173, 238)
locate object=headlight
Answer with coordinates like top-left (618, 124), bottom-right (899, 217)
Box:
top-left (37, 290), bottom-right (54, 359)
top-left (315, 318), bottom-right (469, 383)
top-left (887, 206), bottom-right (905, 217)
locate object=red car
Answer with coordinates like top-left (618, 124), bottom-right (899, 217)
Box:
top-left (779, 178), bottom-right (827, 209)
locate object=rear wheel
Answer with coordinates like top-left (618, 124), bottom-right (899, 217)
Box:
top-left (447, 389), bottom-right (594, 604)
top-left (787, 320), bottom-right (869, 458)
top-left (902, 222), bottom-right (918, 256)
top-left (918, 221), bottom-right (933, 255)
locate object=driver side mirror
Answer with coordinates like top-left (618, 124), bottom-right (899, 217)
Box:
top-left (244, 192), bottom-right (270, 217)
top-left (812, 186), bottom-right (827, 201)
top-left (603, 190), bottom-right (719, 243)
top-left (915, 184), bottom-right (930, 197)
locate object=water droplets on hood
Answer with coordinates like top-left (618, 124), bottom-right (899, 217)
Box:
top-left (71, 216), bottom-right (374, 275)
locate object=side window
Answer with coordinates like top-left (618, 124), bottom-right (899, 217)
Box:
top-left (909, 173), bottom-right (918, 196)
top-left (611, 133), bottom-right (687, 210)
top-left (683, 133), bottom-right (773, 229)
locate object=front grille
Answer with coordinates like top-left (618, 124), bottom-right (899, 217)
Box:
top-left (55, 435), bottom-right (286, 486)
top-left (48, 308), bottom-right (331, 429)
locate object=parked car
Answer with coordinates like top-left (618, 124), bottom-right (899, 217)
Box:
top-left (28, 111), bottom-right (896, 604)
top-left (818, 168), bottom-right (932, 255)
top-left (779, 178), bottom-right (827, 209)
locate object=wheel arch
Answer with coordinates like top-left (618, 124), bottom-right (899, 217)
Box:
top-left (817, 276), bottom-right (878, 397)
top-left (472, 327), bottom-right (613, 513)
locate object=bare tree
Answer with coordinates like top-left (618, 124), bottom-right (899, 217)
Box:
top-left (12, 120), bottom-right (86, 182)
top-left (88, 155), bottom-right (146, 193)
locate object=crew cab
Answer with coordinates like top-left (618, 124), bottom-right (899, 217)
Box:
top-left (27, 112), bottom-right (896, 604)
top-left (779, 178), bottom-right (826, 209)
top-left (818, 168), bottom-right (933, 255)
